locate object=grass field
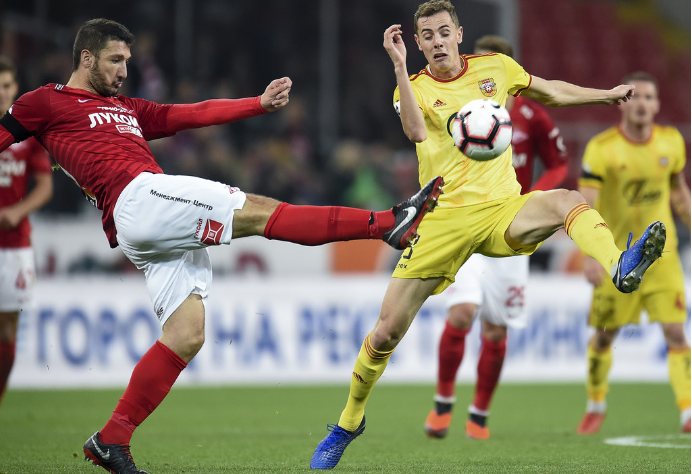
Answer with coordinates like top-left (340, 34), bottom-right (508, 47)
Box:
top-left (0, 383), bottom-right (689, 473)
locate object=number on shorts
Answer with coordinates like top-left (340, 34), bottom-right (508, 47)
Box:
top-left (506, 286), bottom-right (524, 308)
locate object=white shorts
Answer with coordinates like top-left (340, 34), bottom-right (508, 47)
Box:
top-left (114, 173), bottom-right (247, 325)
top-left (0, 247), bottom-right (36, 312)
top-left (444, 253), bottom-right (529, 328)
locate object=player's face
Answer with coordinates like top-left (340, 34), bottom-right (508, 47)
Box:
top-left (0, 71), bottom-right (18, 115)
top-left (88, 40), bottom-right (131, 97)
top-left (414, 11), bottom-right (462, 76)
top-left (619, 80), bottom-right (659, 127)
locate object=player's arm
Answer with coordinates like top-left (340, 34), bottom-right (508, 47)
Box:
top-left (522, 76), bottom-right (634, 107)
top-left (577, 185), bottom-right (607, 287)
top-left (144, 77), bottom-right (292, 138)
top-left (0, 171), bottom-right (53, 230)
top-left (384, 24), bottom-right (426, 142)
top-left (670, 172), bottom-right (691, 229)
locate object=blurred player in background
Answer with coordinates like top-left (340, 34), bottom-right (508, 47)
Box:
top-left (576, 71), bottom-right (691, 435)
top-left (424, 35), bottom-right (568, 441)
top-left (310, 1), bottom-right (667, 469)
top-left (0, 18), bottom-right (442, 474)
top-left (0, 58), bottom-right (53, 409)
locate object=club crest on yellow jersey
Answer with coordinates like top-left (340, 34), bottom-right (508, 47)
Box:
top-left (478, 78), bottom-right (497, 97)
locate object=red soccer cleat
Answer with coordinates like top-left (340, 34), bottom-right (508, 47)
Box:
top-left (466, 419), bottom-right (490, 440)
top-left (424, 409), bottom-right (452, 439)
top-left (576, 412), bottom-right (606, 435)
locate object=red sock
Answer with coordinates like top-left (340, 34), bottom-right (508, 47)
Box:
top-left (100, 341), bottom-right (187, 445)
top-left (0, 341), bottom-right (16, 405)
top-left (263, 203), bottom-right (395, 245)
top-left (436, 321), bottom-right (470, 398)
top-left (473, 335), bottom-right (507, 411)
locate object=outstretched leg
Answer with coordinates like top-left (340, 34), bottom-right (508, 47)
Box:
top-left (236, 176), bottom-right (444, 250)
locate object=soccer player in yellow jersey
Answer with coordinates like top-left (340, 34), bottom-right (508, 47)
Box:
top-left (310, 2), bottom-right (667, 468)
top-left (576, 71), bottom-right (691, 435)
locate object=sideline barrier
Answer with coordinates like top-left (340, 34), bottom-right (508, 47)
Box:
top-left (9, 275), bottom-right (690, 388)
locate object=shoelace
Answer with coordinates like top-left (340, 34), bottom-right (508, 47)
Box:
top-left (325, 424), bottom-right (350, 442)
top-left (626, 232), bottom-right (633, 250)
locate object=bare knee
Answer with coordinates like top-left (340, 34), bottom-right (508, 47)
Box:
top-left (481, 320), bottom-right (507, 343)
top-left (551, 189), bottom-right (586, 221)
top-left (447, 304), bottom-right (475, 331)
top-left (233, 194), bottom-right (282, 238)
top-left (661, 323), bottom-right (689, 350)
top-left (160, 295), bottom-right (206, 362)
top-left (591, 329), bottom-right (618, 351)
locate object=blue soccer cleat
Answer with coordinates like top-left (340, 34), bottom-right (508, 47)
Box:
top-left (310, 417), bottom-right (366, 470)
top-left (611, 221), bottom-right (666, 293)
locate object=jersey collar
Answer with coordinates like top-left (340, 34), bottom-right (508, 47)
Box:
top-left (424, 55), bottom-right (468, 83)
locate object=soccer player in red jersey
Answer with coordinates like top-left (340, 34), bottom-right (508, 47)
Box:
top-left (0, 19), bottom-right (443, 474)
top-left (424, 36), bottom-right (568, 441)
top-left (0, 58), bottom-right (53, 409)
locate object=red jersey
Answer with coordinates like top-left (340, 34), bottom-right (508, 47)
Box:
top-left (0, 138), bottom-right (52, 248)
top-left (509, 96), bottom-right (568, 193)
top-left (0, 84), bottom-right (265, 248)
top-left (4, 84), bottom-right (171, 247)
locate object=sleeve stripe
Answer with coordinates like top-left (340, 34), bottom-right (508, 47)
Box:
top-left (0, 112), bottom-right (31, 142)
top-left (581, 170), bottom-right (603, 182)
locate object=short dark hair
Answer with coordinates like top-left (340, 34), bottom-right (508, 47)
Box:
top-left (621, 71), bottom-right (658, 93)
top-left (72, 18), bottom-right (135, 71)
top-left (474, 35), bottom-right (513, 58)
top-left (0, 57), bottom-right (17, 80)
top-left (414, 1), bottom-right (459, 35)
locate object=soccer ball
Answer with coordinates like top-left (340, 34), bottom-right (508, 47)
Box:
top-left (452, 99), bottom-right (512, 161)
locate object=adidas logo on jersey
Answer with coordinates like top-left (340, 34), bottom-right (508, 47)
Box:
top-left (432, 99), bottom-right (447, 108)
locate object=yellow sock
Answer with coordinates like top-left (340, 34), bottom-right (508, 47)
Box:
top-left (338, 333), bottom-right (393, 431)
top-left (565, 204), bottom-right (621, 272)
top-left (586, 342), bottom-right (612, 403)
top-left (667, 347), bottom-right (691, 411)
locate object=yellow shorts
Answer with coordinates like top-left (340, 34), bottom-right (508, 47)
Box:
top-left (589, 251), bottom-right (687, 329)
top-left (392, 192), bottom-right (541, 295)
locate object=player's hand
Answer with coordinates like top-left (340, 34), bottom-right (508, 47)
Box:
top-left (261, 77), bottom-right (292, 112)
top-left (383, 24), bottom-right (407, 67)
top-left (0, 206), bottom-right (23, 230)
top-left (583, 256), bottom-right (605, 287)
top-left (606, 84), bottom-right (635, 105)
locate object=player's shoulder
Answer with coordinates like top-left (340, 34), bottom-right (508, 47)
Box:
top-left (653, 123), bottom-right (683, 140)
top-left (408, 68), bottom-right (428, 84)
top-left (588, 126), bottom-right (620, 146)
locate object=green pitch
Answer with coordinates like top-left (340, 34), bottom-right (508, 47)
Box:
top-left (0, 383), bottom-right (689, 473)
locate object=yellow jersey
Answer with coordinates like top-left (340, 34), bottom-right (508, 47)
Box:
top-left (579, 124), bottom-right (686, 251)
top-left (393, 52), bottom-right (531, 208)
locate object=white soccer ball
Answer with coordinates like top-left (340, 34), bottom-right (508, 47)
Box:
top-left (452, 99), bottom-right (512, 161)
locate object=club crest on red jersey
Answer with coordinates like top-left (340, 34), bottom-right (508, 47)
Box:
top-left (201, 219), bottom-right (224, 245)
top-left (478, 78), bottom-right (497, 97)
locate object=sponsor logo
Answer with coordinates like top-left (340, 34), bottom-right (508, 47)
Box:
top-left (78, 99), bottom-right (92, 103)
top-left (478, 78), bottom-right (497, 97)
top-left (91, 438), bottom-right (110, 460)
top-left (594, 222), bottom-right (609, 230)
top-left (115, 124), bottom-right (143, 137)
top-left (675, 293), bottom-right (684, 311)
top-left (227, 186), bottom-right (240, 194)
top-left (623, 179), bottom-right (661, 204)
top-left (193, 200), bottom-right (213, 211)
top-left (97, 105), bottom-right (134, 113)
top-left (432, 99), bottom-right (447, 108)
top-left (201, 219), bottom-right (224, 245)
top-left (0, 158), bottom-right (27, 178)
top-left (194, 218), bottom-right (204, 239)
top-left (388, 206), bottom-right (416, 238)
top-left (150, 189), bottom-right (191, 205)
top-left (352, 372), bottom-right (367, 384)
top-left (156, 307), bottom-right (164, 318)
top-left (88, 112), bottom-right (139, 128)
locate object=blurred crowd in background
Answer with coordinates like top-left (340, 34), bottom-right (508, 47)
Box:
top-left (1, 0), bottom-right (690, 273)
